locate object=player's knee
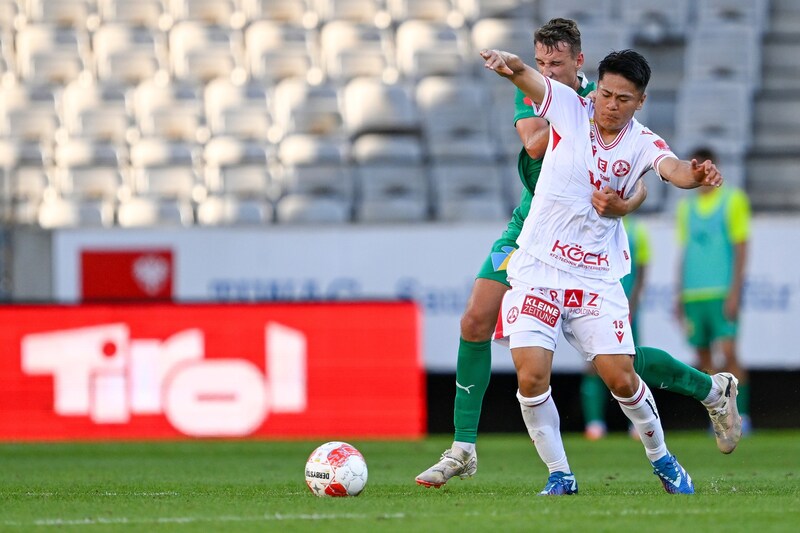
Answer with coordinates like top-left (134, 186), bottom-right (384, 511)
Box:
top-left (460, 310), bottom-right (495, 342)
top-left (604, 373), bottom-right (638, 398)
top-left (517, 368), bottom-right (550, 397)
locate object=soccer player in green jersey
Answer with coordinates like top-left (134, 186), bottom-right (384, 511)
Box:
top-left (416, 19), bottom-right (741, 489)
top-left (676, 146), bottom-right (752, 433)
top-left (582, 216), bottom-right (651, 440)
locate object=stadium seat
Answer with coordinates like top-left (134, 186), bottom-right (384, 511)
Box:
top-left (117, 195), bottom-right (195, 226)
top-left (129, 137), bottom-right (201, 199)
top-left (275, 193), bottom-right (351, 224)
top-left (575, 25), bottom-right (633, 80)
top-left (203, 136), bottom-right (271, 196)
top-left (170, 21), bottom-right (241, 83)
top-left (456, 0), bottom-right (533, 23)
top-left (61, 78), bottom-right (131, 142)
top-left (24, 0), bottom-right (94, 27)
top-left (685, 24), bottom-right (762, 90)
top-left (352, 134), bottom-right (430, 223)
top-left (0, 1), bottom-right (18, 30)
top-left (312, 0), bottom-right (384, 24)
top-left (245, 21), bottom-right (315, 83)
top-left (471, 18), bottom-right (536, 61)
top-left (620, 0), bottom-right (690, 44)
top-left (387, 0), bottom-right (456, 23)
top-left (341, 77), bottom-right (420, 137)
top-left (38, 196), bottom-right (115, 228)
top-left (204, 77), bottom-right (271, 139)
top-left (675, 81), bottom-right (752, 155)
top-left (133, 78), bottom-right (204, 141)
top-left (272, 77), bottom-right (342, 138)
top-left (747, 155), bottom-right (800, 211)
top-left (197, 195), bottom-right (273, 225)
top-left (242, 0), bottom-right (308, 25)
top-left (93, 24), bottom-right (165, 85)
top-left (698, 0), bottom-right (771, 33)
top-left (319, 20), bottom-right (390, 82)
top-left (426, 132), bottom-right (496, 162)
top-left (0, 80), bottom-right (58, 141)
top-left (396, 20), bottom-right (470, 79)
top-left (15, 24), bottom-right (88, 84)
top-left (169, 0), bottom-right (239, 25)
top-left (0, 139), bottom-right (50, 203)
top-left (415, 75), bottom-right (490, 139)
top-left (487, 80), bottom-right (523, 159)
top-left (54, 138), bottom-right (125, 200)
top-left (274, 133), bottom-right (353, 200)
top-left (97, 0), bottom-right (167, 28)
top-left (431, 162), bottom-right (507, 221)
top-left (539, 0), bottom-right (615, 26)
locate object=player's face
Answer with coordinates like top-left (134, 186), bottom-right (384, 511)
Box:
top-left (534, 42), bottom-right (584, 89)
top-left (594, 73), bottom-right (646, 134)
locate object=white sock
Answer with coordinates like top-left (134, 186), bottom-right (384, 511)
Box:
top-left (613, 379), bottom-right (668, 462)
top-left (702, 379), bottom-right (723, 406)
top-left (517, 387), bottom-right (571, 474)
top-left (453, 441), bottom-right (475, 454)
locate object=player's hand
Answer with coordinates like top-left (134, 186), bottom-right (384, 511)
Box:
top-left (724, 292), bottom-right (740, 320)
top-left (592, 186), bottom-right (628, 217)
top-left (691, 158), bottom-right (723, 188)
top-left (480, 49), bottom-right (520, 77)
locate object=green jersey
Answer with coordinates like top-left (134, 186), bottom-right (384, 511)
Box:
top-left (676, 187), bottom-right (751, 302)
top-left (621, 217), bottom-right (651, 299)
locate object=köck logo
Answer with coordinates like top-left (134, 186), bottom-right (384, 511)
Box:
top-left (551, 240), bottom-right (610, 268)
top-left (21, 322), bottom-right (307, 437)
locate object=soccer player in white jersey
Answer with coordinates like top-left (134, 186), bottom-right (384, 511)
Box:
top-left (481, 47), bottom-right (723, 495)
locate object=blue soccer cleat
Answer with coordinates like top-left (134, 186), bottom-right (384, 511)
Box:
top-left (651, 454), bottom-right (695, 494)
top-left (538, 471), bottom-right (578, 496)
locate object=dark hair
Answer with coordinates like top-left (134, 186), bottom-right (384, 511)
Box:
top-left (690, 147), bottom-right (716, 162)
top-left (597, 49), bottom-right (651, 92)
top-left (534, 18), bottom-right (581, 57)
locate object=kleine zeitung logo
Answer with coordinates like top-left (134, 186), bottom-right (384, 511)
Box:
top-left (21, 322), bottom-right (307, 437)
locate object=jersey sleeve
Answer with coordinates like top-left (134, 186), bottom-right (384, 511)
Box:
top-left (532, 76), bottom-right (585, 133)
top-left (639, 133), bottom-right (677, 181)
top-left (726, 188), bottom-right (752, 244)
top-left (513, 87), bottom-right (537, 125)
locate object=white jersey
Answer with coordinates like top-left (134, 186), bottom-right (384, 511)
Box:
top-left (510, 76), bottom-right (676, 283)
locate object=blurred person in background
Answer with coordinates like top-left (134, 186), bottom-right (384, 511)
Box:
top-left (676, 146), bottom-right (752, 434)
top-left (582, 215), bottom-right (651, 440)
top-left (416, 19), bottom-right (742, 490)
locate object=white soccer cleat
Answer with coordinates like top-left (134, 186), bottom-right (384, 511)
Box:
top-left (415, 446), bottom-right (477, 488)
top-left (706, 372), bottom-right (742, 454)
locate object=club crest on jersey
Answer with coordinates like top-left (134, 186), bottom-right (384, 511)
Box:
top-left (612, 160), bottom-right (631, 177)
top-left (507, 306), bottom-right (519, 324)
top-left (521, 295), bottom-right (560, 327)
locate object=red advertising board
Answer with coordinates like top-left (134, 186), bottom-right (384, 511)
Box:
top-left (81, 250), bottom-right (174, 301)
top-left (0, 302), bottom-right (425, 441)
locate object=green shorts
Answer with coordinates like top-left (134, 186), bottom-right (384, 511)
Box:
top-left (682, 298), bottom-right (738, 349)
top-left (476, 235), bottom-right (517, 287)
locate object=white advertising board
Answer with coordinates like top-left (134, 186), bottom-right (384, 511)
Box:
top-left (52, 216), bottom-right (800, 371)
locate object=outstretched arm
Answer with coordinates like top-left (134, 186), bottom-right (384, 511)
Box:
top-left (480, 49), bottom-right (547, 106)
top-left (659, 157), bottom-right (723, 189)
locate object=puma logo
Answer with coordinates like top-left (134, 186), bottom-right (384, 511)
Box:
top-left (456, 381), bottom-right (475, 394)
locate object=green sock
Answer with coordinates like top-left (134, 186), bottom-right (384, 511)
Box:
top-left (453, 338), bottom-right (492, 443)
top-left (580, 374), bottom-right (608, 425)
top-left (634, 346), bottom-right (712, 402)
top-left (737, 382), bottom-right (750, 416)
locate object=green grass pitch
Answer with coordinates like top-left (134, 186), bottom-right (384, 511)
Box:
top-left (1, 431), bottom-right (799, 532)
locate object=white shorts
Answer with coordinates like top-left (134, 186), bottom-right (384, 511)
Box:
top-left (495, 264), bottom-right (635, 360)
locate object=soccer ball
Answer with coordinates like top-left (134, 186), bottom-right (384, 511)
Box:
top-left (305, 441), bottom-right (368, 497)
